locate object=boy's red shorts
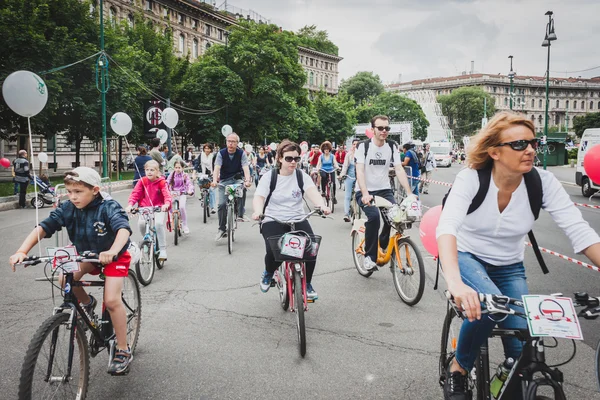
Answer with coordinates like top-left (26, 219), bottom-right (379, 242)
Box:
top-left (90, 251), bottom-right (131, 278)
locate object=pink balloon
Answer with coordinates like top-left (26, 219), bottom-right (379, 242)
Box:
top-left (365, 128), bottom-right (374, 139)
top-left (584, 144), bottom-right (600, 184)
top-left (419, 205), bottom-right (442, 257)
top-left (0, 158), bottom-right (10, 168)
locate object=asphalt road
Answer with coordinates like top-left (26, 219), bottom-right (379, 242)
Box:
top-left (0, 164), bottom-right (599, 399)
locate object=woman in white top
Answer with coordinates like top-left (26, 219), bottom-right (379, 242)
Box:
top-left (437, 112), bottom-right (600, 400)
top-left (193, 143), bottom-right (216, 213)
top-left (252, 140), bottom-right (331, 301)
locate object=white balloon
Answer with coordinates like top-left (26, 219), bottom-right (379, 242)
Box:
top-left (269, 142), bottom-right (277, 151)
top-left (221, 124), bottom-right (233, 137)
top-left (37, 152), bottom-right (48, 163)
top-left (1, 71), bottom-right (48, 117)
top-left (162, 107), bottom-right (179, 129)
top-left (156, 129), bottom-right (168, 144)
top-left (237, 142), bottom-right (243, 148)
top-left (110, 112), bottom-right (133, 136)
top-left (244, 144), bottom-right (253, 152)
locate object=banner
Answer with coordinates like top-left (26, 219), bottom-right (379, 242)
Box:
top-left (143, 100), bottom-right (166, 141)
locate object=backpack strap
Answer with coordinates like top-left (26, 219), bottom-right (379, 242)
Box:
top-left (263, 168), bottom-right (279, 215)
top-left (523, 167), bottom-right (543, 220)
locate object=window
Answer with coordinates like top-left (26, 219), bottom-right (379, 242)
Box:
top-left (538, 115), bottom-right (543, 125)
top-left (504, 87), bottom-right (509, 94)
top-left (531, 115), bottom-right (535, 122)
top-left (573, 101), bottom-right (577, 109)
top-left (591, 101), bottom-right (594, 110)
top-left (47, 136), bottom-right (56, 152)
top-left (109, 7), bottom-right (117, 25)
top-left (205, 41), bottom-right (211, 51)
top-left (493, 86), bottom-right (497, 93)
top-left (218, 29), bottom-right (223, 40)
top-left (325, 76), bottom-right (329, 88)
top-left (163, 7), bottom-right (168, 18)
top-left (300, 56), bottom-right (304, 64)
top-left (566, 100), bottom-right (569, 109)
top-left (504, 98), bottom-right (508, 106)
top-left (538, 99), bottom-right (542, 108)
top-left (178, 34), bottom-right (185, 53)
top-left (531, 99), bottom-right (535, 108)
top-left (178, 13), bottom-right (184, 25)
top-left (205, 24), bottom-right (212, 36)
top-left (598, 101), bottom-right (600, 109)
top-left (145, 0), bottom-right (153, 11)
top-left (192, 39), bottom-right (198, 59)
top-left (192, 19), bottom-right (197, 30)
top-left (310, 58), bottom-right (313, 67)
top-left (556, 99), bottom-right (559, 108)
top-left (309, 72), bottom-right (314, 86)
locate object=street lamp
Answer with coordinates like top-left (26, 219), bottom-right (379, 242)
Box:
top-left (508, 55), bottom-right (514, 110)
top-left (224, 30), bottom-right (230, 125)
top-left (541, 10), bottom-right (557, 170)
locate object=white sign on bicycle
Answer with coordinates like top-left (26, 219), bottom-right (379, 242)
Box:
top-left (522, 295), bottom-right (583, 340)
top-left (46, 246), bottom-right (80, 273)
top-left (280, 234), bottom-right (307, 259)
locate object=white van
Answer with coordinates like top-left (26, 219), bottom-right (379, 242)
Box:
top-left (576, 128), bottom-right (600, 196)
top-left (430, 141), bottom-right (453, 167)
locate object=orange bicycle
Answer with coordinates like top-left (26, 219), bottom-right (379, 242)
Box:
top-left (351, 196), bottom-right (425, 305)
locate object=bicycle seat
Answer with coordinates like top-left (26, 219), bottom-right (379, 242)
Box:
top-left (372, 196), bottom-right (393, 208)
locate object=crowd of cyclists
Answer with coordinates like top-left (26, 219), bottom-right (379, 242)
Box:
top-left (8, 112), bottom-right (600, 399)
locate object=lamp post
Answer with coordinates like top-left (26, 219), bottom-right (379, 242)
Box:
top-left (541, 10), bottom-right (557, 170)
top-left (508, 55), bottom-right (514, 110)
top-left (224, 30), bottom-right (230, 125)
top-left (97, 0), bottom-right (109, 177)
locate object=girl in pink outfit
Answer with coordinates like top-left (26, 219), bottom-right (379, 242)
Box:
top-left (166, 160), bottom-right (194, 233)
top-left (126, 160), bottom-right (172, 261)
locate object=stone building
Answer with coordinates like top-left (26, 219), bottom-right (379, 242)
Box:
top-left (298, 46), bottom-right (343, 96)
top-left (386, 73), bottom-right (600, 133)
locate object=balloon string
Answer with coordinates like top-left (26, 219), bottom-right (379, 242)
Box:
top-left (27, 117), bottom-right (41, 257)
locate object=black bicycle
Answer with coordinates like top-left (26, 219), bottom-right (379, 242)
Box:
top-left (197, 174), bottom-right (212, 224)
top-left (439, 290), bottom-right (600, 400)
top-left (17, 252), bottom-right (142, 400)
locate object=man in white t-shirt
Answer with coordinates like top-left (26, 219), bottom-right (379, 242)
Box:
top-left (355, 115), bottom-right (414, 271)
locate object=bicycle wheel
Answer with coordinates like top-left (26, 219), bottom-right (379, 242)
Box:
top-left (351, 230), bottom-right (373, 278)
top-left (136, 240), bottom-right (155, 286)
top-left (391, 237), bottom-right (425, 306)
top-left (173, 212), bottom-right (179, 246)
top-left (122, 271), bottom-right (142, 354)
top-left (294, 269), bottom-right (306, 357)
top-left (596, 339), bottom-right (600, 392)
top-left (19, 312), bottom-right (89, 400)
top-left (276, 263), bottom-right (289, 311)
top-left (330, 184), bottom-right (335, 213)
top-left (227, 205), bottom-right (234, 254)
top-left (154, 237), bottom-right (164, 270)
top-left (203, 192), bottom-right (208, 224)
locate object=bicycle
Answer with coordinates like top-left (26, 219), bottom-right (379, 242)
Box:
top-left (16, 251), bottom-right (142, 399)
top-left (351, 195), bottom-right (425, 305)
top-left (340, 175), bottom-right (361, 223)
top-left (219, 181), bottom-right (244, 255)
top-left (322, 171), bottom-right (336, 213)
top-left (167, 191), bottom-right (184, 246)
top-left (439, 291), bottom-right (600, 399)
top-left (197, 175), bottom-right (212, 224)
top-left (131, 206), bottom-right (163, 286)
top-left (261, 209), bottom-right (325, 357)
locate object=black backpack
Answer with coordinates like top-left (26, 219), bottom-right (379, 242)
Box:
top-left (433, 165), bottom-right (548, 290)
top-left (262, 167), bottom-right (305, 215)
top-left (361, 138), bottom-right (399, 167)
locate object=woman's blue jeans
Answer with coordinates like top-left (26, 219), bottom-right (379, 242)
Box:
top-left (344, 176), bottom-right (355, 216)
top-left (209, 187), bottom-right (216, 209)
top-left (454, 252), bottom-right (529, 371)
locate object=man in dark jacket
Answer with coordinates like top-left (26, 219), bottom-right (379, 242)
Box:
top-left (13, 150), bottom-right (31, 208)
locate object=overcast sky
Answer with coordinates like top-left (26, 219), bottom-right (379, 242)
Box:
top-left (222, 0), bottom-right (600, 84)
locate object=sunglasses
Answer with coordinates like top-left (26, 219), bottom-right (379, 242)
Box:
top-left (374, 126), bottom-right (391, 132)
top-left (284, 156), bottom-right (301, 163)
top-left (495, 139), bottom-right (539, 151)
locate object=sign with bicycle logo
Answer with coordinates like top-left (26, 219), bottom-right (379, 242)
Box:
top-left (46, 246), bottom-right (80, 273)
top-left (522, 295), bottom-right (583, 340)
top-left (279, 233), bottom-right (307, 259)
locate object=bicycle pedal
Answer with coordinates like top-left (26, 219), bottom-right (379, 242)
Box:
top-left (109, 367), bottom-right (131, 376)
top-left (306, 298), bottom-right (315, 303)
top-left (269, 280), bottom-right (276, 287)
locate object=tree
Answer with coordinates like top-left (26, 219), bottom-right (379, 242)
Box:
top-left (573, 112), bottom-right (600, 138)
top-left (296, 25), bottom-right (339, 56)
top-left (309, 91), bottom-right (356, 144)
top-left (339, 72), bottom-right (384, 104)
top-left (355, 92), bottom-right (429, 141)
top-left (437, 87), bottom-right (496, 141)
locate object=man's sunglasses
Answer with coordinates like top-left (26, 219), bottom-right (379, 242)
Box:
top-left (284, 156), bottom-right (301, 163)
top-left (495, 139), bottom-right (539, 151)
top-left (374, 126), bottom-right (391, 132)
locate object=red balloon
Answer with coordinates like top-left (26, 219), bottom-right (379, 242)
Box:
top-left (365, 128), bottom-right (374, 139)
top-left (0, 158), bottom-right (10, 168)
top-left (584, 144), bottom-right (600, 184)
top-left (419, 205), bottom-right (443, 257)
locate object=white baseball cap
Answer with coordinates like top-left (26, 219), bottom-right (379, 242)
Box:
top-left (66, 167), bottom-right (102, 188)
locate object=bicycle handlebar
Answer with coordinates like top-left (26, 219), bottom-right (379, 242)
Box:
top-left (260, 208), bottom-right (325, 225)
top-left (14, 251), bottom-right (115, 267)
top-left (130, 206), bottom-right (162, 215)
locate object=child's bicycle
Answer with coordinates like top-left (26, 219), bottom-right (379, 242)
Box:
top-left (351, 195), bottom-right (425, 306)
top-left (167, 191), bottom-right (186, 246)
top-left (16, 251), bottom-right (142, 399)
top-left (131, 206), bottom-right (163, 286)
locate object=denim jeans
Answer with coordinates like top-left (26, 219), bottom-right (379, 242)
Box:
top-left (409, 174), bottom-right (420, 197)
top-left (208, 187), bottom-right (216, 210)
top-left (355, 189), bottom-right (396, 262)
top-left (454, 252), bottom-right (529, 371)
top-left (218, 179), bottom-right (244, 232)
top-left (344, 176), bottom-right (356, 216)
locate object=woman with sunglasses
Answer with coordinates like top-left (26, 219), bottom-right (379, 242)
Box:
top-left (316, 141), bottom-right (340, 204)
top-left (339, 139), bottom-right (359, 222)
top-left (437, 111), bottom-right (600, 400)
top-left (252, 140), bottom-right (331, 301)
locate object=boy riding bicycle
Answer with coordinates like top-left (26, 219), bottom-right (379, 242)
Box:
top-left (9, 167), bottom-right (134, 375)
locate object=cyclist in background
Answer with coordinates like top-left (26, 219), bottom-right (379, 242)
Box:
top-left (126, 160), bottom-right (172, 260)
top-left (252, 140), bottom-right (331, 301)
top-left (148, 138), bottom-right (165, 175)
top-left (193, 143), bottom-right (217, 214)
top-left (437, 112), bottom-right (600, 400)
top-left (255, 146), bottom-right (271, 186)
top-left (9, 167), bottom-right (134, 375)
top-left (339, 139), bottom-right (359, 222)
top-left (402, 142), bottom-right (421, 197)
top-left (166, 160), bottom-right (194, 234)
top-left (316, 141), bottom-right (340, 202)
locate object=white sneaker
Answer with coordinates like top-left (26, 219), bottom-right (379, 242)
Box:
top-left (364, 256), bottom-right (378, 272)
top-left (183, 226), bottom-right (190, 234)
top-left (159, 250), bottom-right (167, 261)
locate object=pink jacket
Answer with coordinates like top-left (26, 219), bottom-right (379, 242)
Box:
top-left (166, 171), bottom-right (194, 194)
top-left (128, 176), bottom-right (172, 208)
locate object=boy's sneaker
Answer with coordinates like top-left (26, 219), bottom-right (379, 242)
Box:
top-left (211, 208), bottom-right (216, 214)
top-left (83, 294), bottom-right (97, 316)
top-left (364, 256), bottom-right (378, 272)
top-left (158, 250), bottom-right (167, 261)
top-left (332, 198), bottom-right (337, 204)
top-left (215, 230), bottom-right (227, 241)
top-left (107, 347), bottom-right (133, 376)
top-left (183, 226), bottom-right (190, 234)
top-left (443, 369), bottom-right (469, 400)
top-left (306, 283), bottom-right (318, 301)
top-left (260, 271), bottom-right (273, 293)
top-left (343, 215), bottom-right (351, 222)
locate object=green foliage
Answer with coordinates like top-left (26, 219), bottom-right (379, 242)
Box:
top-left (567, 147), bottom-right (578, 160)
top-left (308, 91), bottom-right (356, 144)
top-left (355, 92), bottom-right (429, 141)
top-left (339, 72), bottom-right (384, 104)
top-left (572, 112), bottom-right (600, 138)
top-left (296, 25), bottom-right (339, 56)
top-left (437, 87), bottom-right (496, 141)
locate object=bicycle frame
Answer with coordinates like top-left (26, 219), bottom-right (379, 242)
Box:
top-left (284, 261), bottom-right (308, 311)
top-left (141, 211), bottom-right (159, 253)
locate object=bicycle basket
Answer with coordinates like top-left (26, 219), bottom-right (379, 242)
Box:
top-left (234, 185), bottom-right (245, 198)
top-left (267, 233), bottom-right (322, 262)
top-left (198, 177), bottom-right (211, 189)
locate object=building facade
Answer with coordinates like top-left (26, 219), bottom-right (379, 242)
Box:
top-left (298, 46), bottom-right (342, 96)
top-left (386, 73), bottom-right (600, 133)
